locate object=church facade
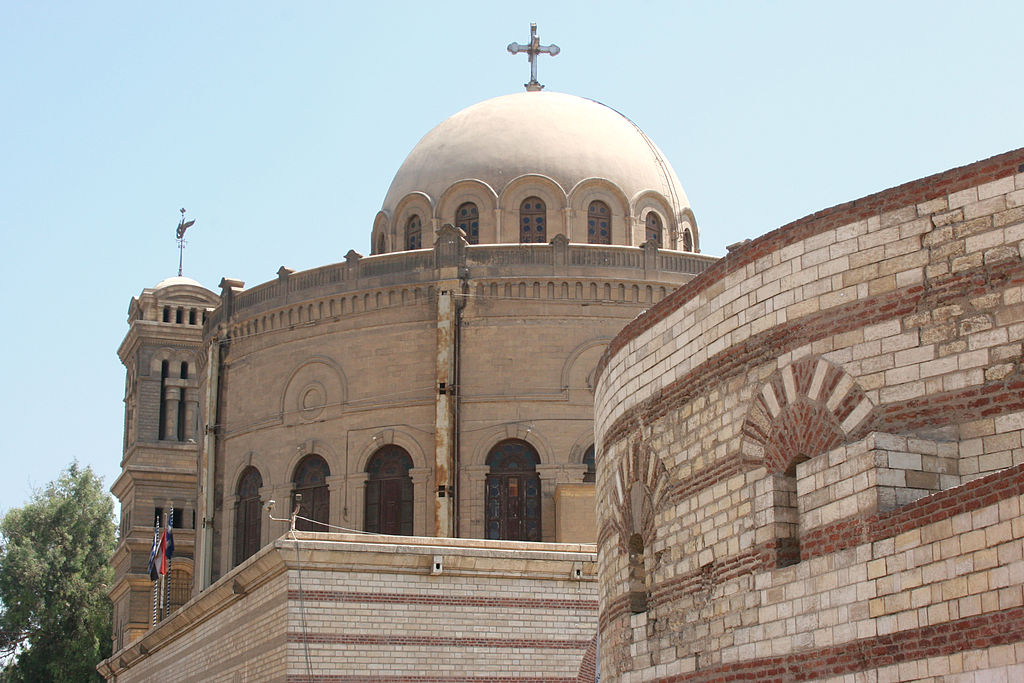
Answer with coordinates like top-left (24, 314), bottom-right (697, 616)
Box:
top-left (104, 88), bottom-right (713, 678)
top-left (101, 46), bottom-right (1024, 679)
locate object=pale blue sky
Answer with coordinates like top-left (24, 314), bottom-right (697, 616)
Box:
top-left (1, 1), bottom-right (1021, 510)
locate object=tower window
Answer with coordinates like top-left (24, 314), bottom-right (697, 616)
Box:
top-left (587, 201), bottom-right (611, 244)
top-left (682, 228), bottom-right (693, 252)
top-left (582, 445), bottom-right (596, 483)
top-left (406, 215), bottom-right (422, 250)
top-left (519, 197), bottom-right (546, 243)
top-left (456, 202), bottom-right (480, 244)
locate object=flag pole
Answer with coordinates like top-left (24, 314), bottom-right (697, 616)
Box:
top-left (151, 513), bottom-right (160, 626)
top-left (165, 507), bottom-right (174, 617)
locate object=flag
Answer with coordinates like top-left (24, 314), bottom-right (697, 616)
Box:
top-left (147, 516), bottom-right (161, 581)
top-left (164, 508), bottom-right (175, 571)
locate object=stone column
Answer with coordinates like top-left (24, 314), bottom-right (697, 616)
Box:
top-left (345, 472), bottom-right (369, 532)
top-left (326, 474), bottom-right (348, 532)
top-left (409, 467), bottom-right (432, 537)
top-left (162, 385), bottom-right (180, 441)
top-left (183, 387), bottom-right (199, 441)
top-left (459, 464), bottom-right (490, 539)
top-left (536, 464), bottom-right (563, 543)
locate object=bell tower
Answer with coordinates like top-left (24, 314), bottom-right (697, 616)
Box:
top-left (108, 276), bottom-right (219, 649)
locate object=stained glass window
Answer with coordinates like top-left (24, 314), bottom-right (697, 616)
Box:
top-left (582, 445), bottom-right (596, 483)
top-left (405, 215), bottom-right (422, 250)
top-left (234, 466), bottom-right (262, 566)
top-left (365, 446), bottom-right (414, 535)
top-left (645, 212), bottom-right (663, 247)
top-left (292, 454), bottom-right (330, 532)
top-left (519, 197), bottom-right (546, 243)
top-left (485, 440), bottom-right (541, 541)
top-left (588, 201), bottom-right (611, 244)
top-left (456, 202), bottom-right (480, 244)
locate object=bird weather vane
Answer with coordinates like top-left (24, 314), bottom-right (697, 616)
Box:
top-left (507, 23), bottom-right (559, 92)
top-left (175, 208), bottom-right (196, 276)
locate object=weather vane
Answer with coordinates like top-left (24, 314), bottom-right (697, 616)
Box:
top-left (507, 23), bottom-right (559, 92)
top-left (175, 208), bottom-right (196, 277)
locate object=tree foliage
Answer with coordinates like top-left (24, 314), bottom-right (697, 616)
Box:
top-left (0, 463), bottom-right (116, 682)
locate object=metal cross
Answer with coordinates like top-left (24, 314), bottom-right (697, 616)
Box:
top-left (507, 23), bottom-right (560, 92)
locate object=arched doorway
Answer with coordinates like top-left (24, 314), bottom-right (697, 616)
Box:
top-left (485, 439), bottom-right (541, 541)
top-left (292, 454), bottom-right (330, 531)
top-left (365, 446), bottom-right (414, 535)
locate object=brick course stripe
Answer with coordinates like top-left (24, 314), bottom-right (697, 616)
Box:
top-left (600, 256), bottom-right (1024, 450)
top-left (597, 147), bottom-right (1024, 384)
top-left (287, 677), bottom-right (579, 683)
top-left (802, 460), bottom-right (1024, 560)
top-left (649, 603), bottom-right (1024, 682)
top-left (287, 589), bottom-right (597, 611)
top-left (287, 632), bottom-right (590, 650)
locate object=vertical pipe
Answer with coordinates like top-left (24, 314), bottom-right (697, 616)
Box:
top-left (198, 338), bottom-right (220, 589)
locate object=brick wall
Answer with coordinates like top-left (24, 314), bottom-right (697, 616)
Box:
top-left (101, 534), bottom-right (598, 682)
top-left (594, 149), bottom-right (1024, 680)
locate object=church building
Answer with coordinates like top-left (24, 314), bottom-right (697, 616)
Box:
top-left (101, 27), bottom-right (1024, 683)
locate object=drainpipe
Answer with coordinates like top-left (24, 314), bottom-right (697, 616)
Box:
top-left (198, 337), bottom-right (220, 589)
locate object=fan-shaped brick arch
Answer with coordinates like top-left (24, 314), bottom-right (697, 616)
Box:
top-left (742, 357), bottom-right (875, 474)
top-left (609, 439), bottom-right (670, 553)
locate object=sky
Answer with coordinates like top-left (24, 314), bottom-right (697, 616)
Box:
top-left (1, 1), bottom-right (1021, 512)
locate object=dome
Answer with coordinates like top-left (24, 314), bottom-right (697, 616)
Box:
top-left (377, 92), bottom-right (695, 251)
top-left (382, 92), bottom-right (689, 213)
top-left (154, 275), bottom-right (204, 290)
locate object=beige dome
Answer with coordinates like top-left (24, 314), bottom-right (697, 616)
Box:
top-left (154, 275), bottom-right (204, 290)
top-left (380, 91), bottom-right (690, 217)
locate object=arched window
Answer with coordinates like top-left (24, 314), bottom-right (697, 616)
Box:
top-left (234, 467), bottom-right (263, 566)
top-left (645, 212), bottom-right (663, 247)
top-left (292, 455), bottom-right (330, 532)
top-left (485, 439), bottom-right (541, 541)
top-left (682, 228), bottom-right (693, 252)
top-left (375, 231), bottom-right (386, 254)
top-left (364, 446), bottom-right (414, 535)
top-left (456, 202), bottom-right (480, 244)
top-left (582, 445), bottom-right (596, 483)
top-left (587, 201), bottom-right (611, 244)
top-left (519, 197), bottom-right (546, 243)
top-left (405, 215), bottom-right (422, 250)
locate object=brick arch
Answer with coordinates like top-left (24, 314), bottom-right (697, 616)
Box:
top-left (742, 356), bottom-right (875, 474)
top-left (609, 439), bottom-right (669, 553)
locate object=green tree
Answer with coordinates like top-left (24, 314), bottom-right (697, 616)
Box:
top-left (0, 463), bottom-right (116, 682)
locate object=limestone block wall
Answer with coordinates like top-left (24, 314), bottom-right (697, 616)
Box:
top-left (594, 148), bottom-right (1024, 681)
top-left (100, 533), bottom-right (598, 682)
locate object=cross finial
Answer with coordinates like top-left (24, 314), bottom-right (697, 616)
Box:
top-left (507, 23), bottom-right (560, 92)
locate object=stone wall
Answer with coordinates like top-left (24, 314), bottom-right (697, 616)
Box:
top-left (101, 533), bottom-right (598, 682)
top-left (594, 149), bottom-right (1024, 681)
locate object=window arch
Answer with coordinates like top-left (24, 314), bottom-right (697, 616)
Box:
top-left (587, 201), bottom-right (611, 244)
top-left (519, 197), bottom-right (546, 243)
top-left (582, 445), bottom-right (596, 483)
top-left (364, 446), bottom-right (414, 535)
top-left (375, 231), bottom-right (386, 254)
top-left (682, 227), bottom-right (693, 252)
top-left (456, 202), bottom-right (480, 244)
top-left (485, 439), bottom-right (541, 541)
top-left (292, 454), bottom-right (330, 531)
top-left (405, 215), bottom-right (422, 250)
top-left (234, 467), bottom-right (263, 566)
top-left (645, 212), bottom-right (663, 247)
